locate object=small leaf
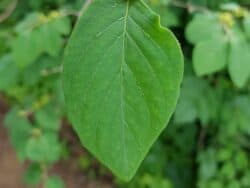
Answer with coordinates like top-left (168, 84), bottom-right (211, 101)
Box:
top-left (63, 0), bottom-right (183, 181)
top-left (45, 176), bottom-right (65, 188)
top-left (193, 36), bottom-right (228, 76)
top-left (51, 16), bottom-right (71, 35)
top-left (12, 31), bottom-right (41, 68)
top-left (186, 13), bottom-right (223, 44)
top-left (12, 12), bottom-right (71, 68)
top-left (228, 29), bottom-right (250, 88)
top-left (4, 108), bottom-right (32, 160)
top-left (0, 55), bottom-right (19, 91)
top-left (15, 12), bottom-right (41, 33)
top-left (26, 133), bottom-right (61, 163)
top-left (35, 105), bottom-right (60, 131)
top-left (21, 56), bottom-right (57, 86)
top-left (198, 148), bottom-right (217, 180)
top-left (24, 163), bottom-right (42, 186)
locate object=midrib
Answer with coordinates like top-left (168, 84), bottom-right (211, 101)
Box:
top-left (120, 0), bottom-right (130, 171)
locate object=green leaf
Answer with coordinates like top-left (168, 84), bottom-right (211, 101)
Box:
top-left (4, 108), bottom-right (32, 160)
top-left (228, 29), bottom-right (250, 88)
top-left (198, 148), bottom-right (217, 180)
top-left (63, 0), bottom-right (183, 181)
top-left (228, 181), bottom-right (241, 188)
top-left (193, 36), bottom-right (228, 76)
top-left (12, 30), bottom-right (42, 68)
top-left (45, 176), bottom-right (65, 188)
top-left (175, 76), bottom-right (201, 124)
top-left (12, 12), bottom-right (71, 68)
top-left (26, 133), bottom-right (61, 163)
top-left (175, 74), bottom-right (220, 125)
top-left (207, 180), bottom-right (223, 188)
top-left (175, 98), bottom-right (197, 124)
top-left (186, 13), bottom-right (223, 44)
top-left (24, 163), bottom-right (42, 186)
top-left (0, 55), bottom-right (19, 91)
top-left (243, 15), bottom-right (250, 39)
top-left (220, 162), bottom-right (235, 179)
top-left (15, 12), bottom-right (41, 33)
top-left (21, 56), bottom-right (58, 86)
top-left (50, 16), bottom-right (71, 35)
top-left (242, 172), bottom-right (250, 187)
top-left (35, 105), bottom-right (61, 131)
top-left (234, 151), bottom-right (248, 171)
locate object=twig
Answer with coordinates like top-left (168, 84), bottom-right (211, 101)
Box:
top-left (41, 66), bottom-right (63, 76)
top-left (41, 163), bottom-right (49, 188)
top-left (170, 0), bottom-right (210, 13)
top-left (0, 0), bottom-right (18, 23)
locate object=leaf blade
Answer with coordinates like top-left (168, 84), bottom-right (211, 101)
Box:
top-left (228, 29), bottom-right (250, 88)
top-left (63, 0), bottom-right (183, 181)
top-left (193, 37), bottom-right (228, 76)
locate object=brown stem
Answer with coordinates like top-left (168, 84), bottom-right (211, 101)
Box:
top-left (41, 163), bottom-right (48, 188)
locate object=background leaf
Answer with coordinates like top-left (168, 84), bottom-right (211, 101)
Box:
top-left (228, 29), bottom-right (250, 88)
top-left (185, 14), bottom-right (223, 44)
top-left (193, 36), bottom-right (228, 76)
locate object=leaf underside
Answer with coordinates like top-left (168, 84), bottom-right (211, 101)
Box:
top-left (63, 0), bottom-right (183, 181)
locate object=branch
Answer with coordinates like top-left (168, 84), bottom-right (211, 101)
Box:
top-left (170, 0), bottom-right (210, 13)
top-left (0, 0), bottom-right (18, 23)
top-left (41, 163), bottom-right (49, 188)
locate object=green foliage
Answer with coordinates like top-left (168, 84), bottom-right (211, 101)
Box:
top-left (0, 0), bottom-right (75, 186)
top-left (186, 14), bottom-right (224, 44)
top-left (228, 27), bottom-right (250, 88)
top-left (193, 37), bottom-right (228, 77)
top-left (186, 6), bottom-right (250, 88)
top-left (174, 71), bottom-right (220, 126)
top-left (4, 108), bottom-right (33, 160)
top-left (45, 176), bottom-right (65, 188)
top-left (24, 163), bottom-right (42, 186)
top-left (12, 12), bottom-right (71, 68)
top-left (0, 55), bottom-right (19, 90)
top-left (63, 0), bottom-right (183, 181)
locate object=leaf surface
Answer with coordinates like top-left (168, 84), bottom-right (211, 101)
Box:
top-left (193, 36), bottom-right (228, 76)
top-left (63, 0), bottom-right (183, 180)
top-left (228, 29), bottom-right (250, 88)
top-left (0, 55), bottom-right (19, 91)
top-left (244, 16), bottom-right (250, 38)
top-left (186, 14), bottom-right (223, 44)
top-left (12, 13), bottom-right (70, 68)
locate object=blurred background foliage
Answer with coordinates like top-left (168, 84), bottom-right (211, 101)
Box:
top-left (0, 0), bottom-right (250, 188)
